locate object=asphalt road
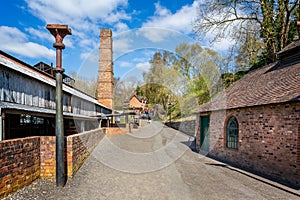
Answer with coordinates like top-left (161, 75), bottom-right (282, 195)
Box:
top-left (4, 121), bottom-right (300, 200)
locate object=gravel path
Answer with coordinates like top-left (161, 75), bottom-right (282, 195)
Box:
top-left (3, 122), bottom-right (300, 200)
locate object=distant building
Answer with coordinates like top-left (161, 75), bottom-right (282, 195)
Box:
top-left (195, 39), bottom-right (300, 188)
top-left (127, 90), bottom-right (148, 112)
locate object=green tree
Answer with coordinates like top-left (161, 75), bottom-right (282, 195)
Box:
top-left (142, 43), bottom-right (226, 120)
top-left (135, 85), bottom-right (143, 96)
top-left (143, 51), bottom-right (180, 110)
top-left (175, 43), bottom-right (225, 100)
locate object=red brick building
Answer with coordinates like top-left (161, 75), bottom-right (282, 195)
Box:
top-left (127, 91), bottom-right (148, 112)
top-left (195, 40), bottom-right (300, 188)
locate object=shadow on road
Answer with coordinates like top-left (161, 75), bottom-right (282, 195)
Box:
top-left (205, 162), bottom-right (300, 196)
top-left (180, 138), bottom-right (197, 153)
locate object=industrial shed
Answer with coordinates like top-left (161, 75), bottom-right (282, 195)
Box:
top-left (0, 50), bottom-right (112, 141)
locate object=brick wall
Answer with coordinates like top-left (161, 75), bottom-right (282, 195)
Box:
top-left (0, 137), bottom-right (40, 198)
top-left (104, 127), bottom-right (127, 135)
top-left (196, 102), bottom-right (300, 188)
top-left (66, 128), bottom-right (105, 177)
top-left (40, 136), bottom-right (56, 178)
top-left (38, 129), bottom-right (105, 178)
top-left (0, 129), bottom-right (105, 198)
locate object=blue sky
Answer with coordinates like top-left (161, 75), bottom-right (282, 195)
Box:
top-left (0, 0), bottom-right (232, 80)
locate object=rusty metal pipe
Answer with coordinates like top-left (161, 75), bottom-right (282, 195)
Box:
top-left (55, 72), bottom-right (65, 186)
top-left (46, 24), bottom-right (71, 187)
top-left (56, 48), bottom-right (62, 69)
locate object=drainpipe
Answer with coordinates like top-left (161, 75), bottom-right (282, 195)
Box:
top-left (46, 24), bottom-right (71, 187)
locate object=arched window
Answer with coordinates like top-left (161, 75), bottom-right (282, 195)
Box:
top-left (226, 116), bottom-right (239, 150)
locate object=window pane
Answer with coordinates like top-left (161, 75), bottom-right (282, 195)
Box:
top-left (226, 117), bottom-right (238, 150)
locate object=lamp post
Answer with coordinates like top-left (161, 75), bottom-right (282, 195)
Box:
top-left (46, 24), bottom-right (71, 187)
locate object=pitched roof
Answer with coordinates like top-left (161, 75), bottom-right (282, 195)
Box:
top-left (126, 93), bottom-right (147, 104)
top-left (278, 39), bottom-right (300, 57)
top-left (135, 94), bottom-right (147, 102)
top-left (198, 60), bottom-right (300, 112)
top-left (0, 50), bottom-right (111, 112)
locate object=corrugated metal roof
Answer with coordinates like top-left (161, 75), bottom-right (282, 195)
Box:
top-left (0, 51), bottom-right (111, 112)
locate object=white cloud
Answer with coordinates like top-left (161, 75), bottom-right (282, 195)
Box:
top-left (211, 38), bottom-right (233, 52)
top-left (0, 26), bottom-right (27, 42)
top-left (24, 0), bottom-right (132, 62)
top-left (106, 10), bottom-right (131, 24)
top-left (133, 57), bottom-right (148, 63)
top-left (0, 26), bottom-right (55, 59)
top-left (154, 2), bottom-right (171, 16)
top-left (142, 1), bottom-right (199, 38)
top-left (118, 61), bottom-right (132, 68)
top-left (25, 27), bottom-right (52, 41)
top-left (137, 27), bottom-right (173, 42)
top-left (25, 0), bottom-right (129, 29)
top-left (80, 50), bottom-right (98, 61)
top-left (114, 22), bottom-right (130, 34)
top-left (113, 38), bottom-right (133, 57)
top-left (136, 62), bottom-right (151, 72)
top-left (78, 38), bottom-right (98, 49)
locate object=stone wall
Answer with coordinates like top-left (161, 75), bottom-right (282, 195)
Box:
top-left (196, 102), bottom-right (300, 188)
top-left (165, 120), bottom-right (196, 137)
top-left (0, 137), bottom-right (40, 198)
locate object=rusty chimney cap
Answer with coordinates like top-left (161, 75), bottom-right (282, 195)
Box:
top-left (46, 24), bottom-right (72, 36)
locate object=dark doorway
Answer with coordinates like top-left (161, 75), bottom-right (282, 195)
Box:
top-left (200, 115), bottom-right (210, 152)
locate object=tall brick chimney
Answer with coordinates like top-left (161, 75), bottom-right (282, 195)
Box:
top-left (98, 29), bottom-right (114, 110)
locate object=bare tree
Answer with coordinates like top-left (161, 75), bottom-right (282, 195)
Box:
top-left (194, 0), bottom-right (299, 68)
top-left (69, 70), bottom-right (98, 97)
